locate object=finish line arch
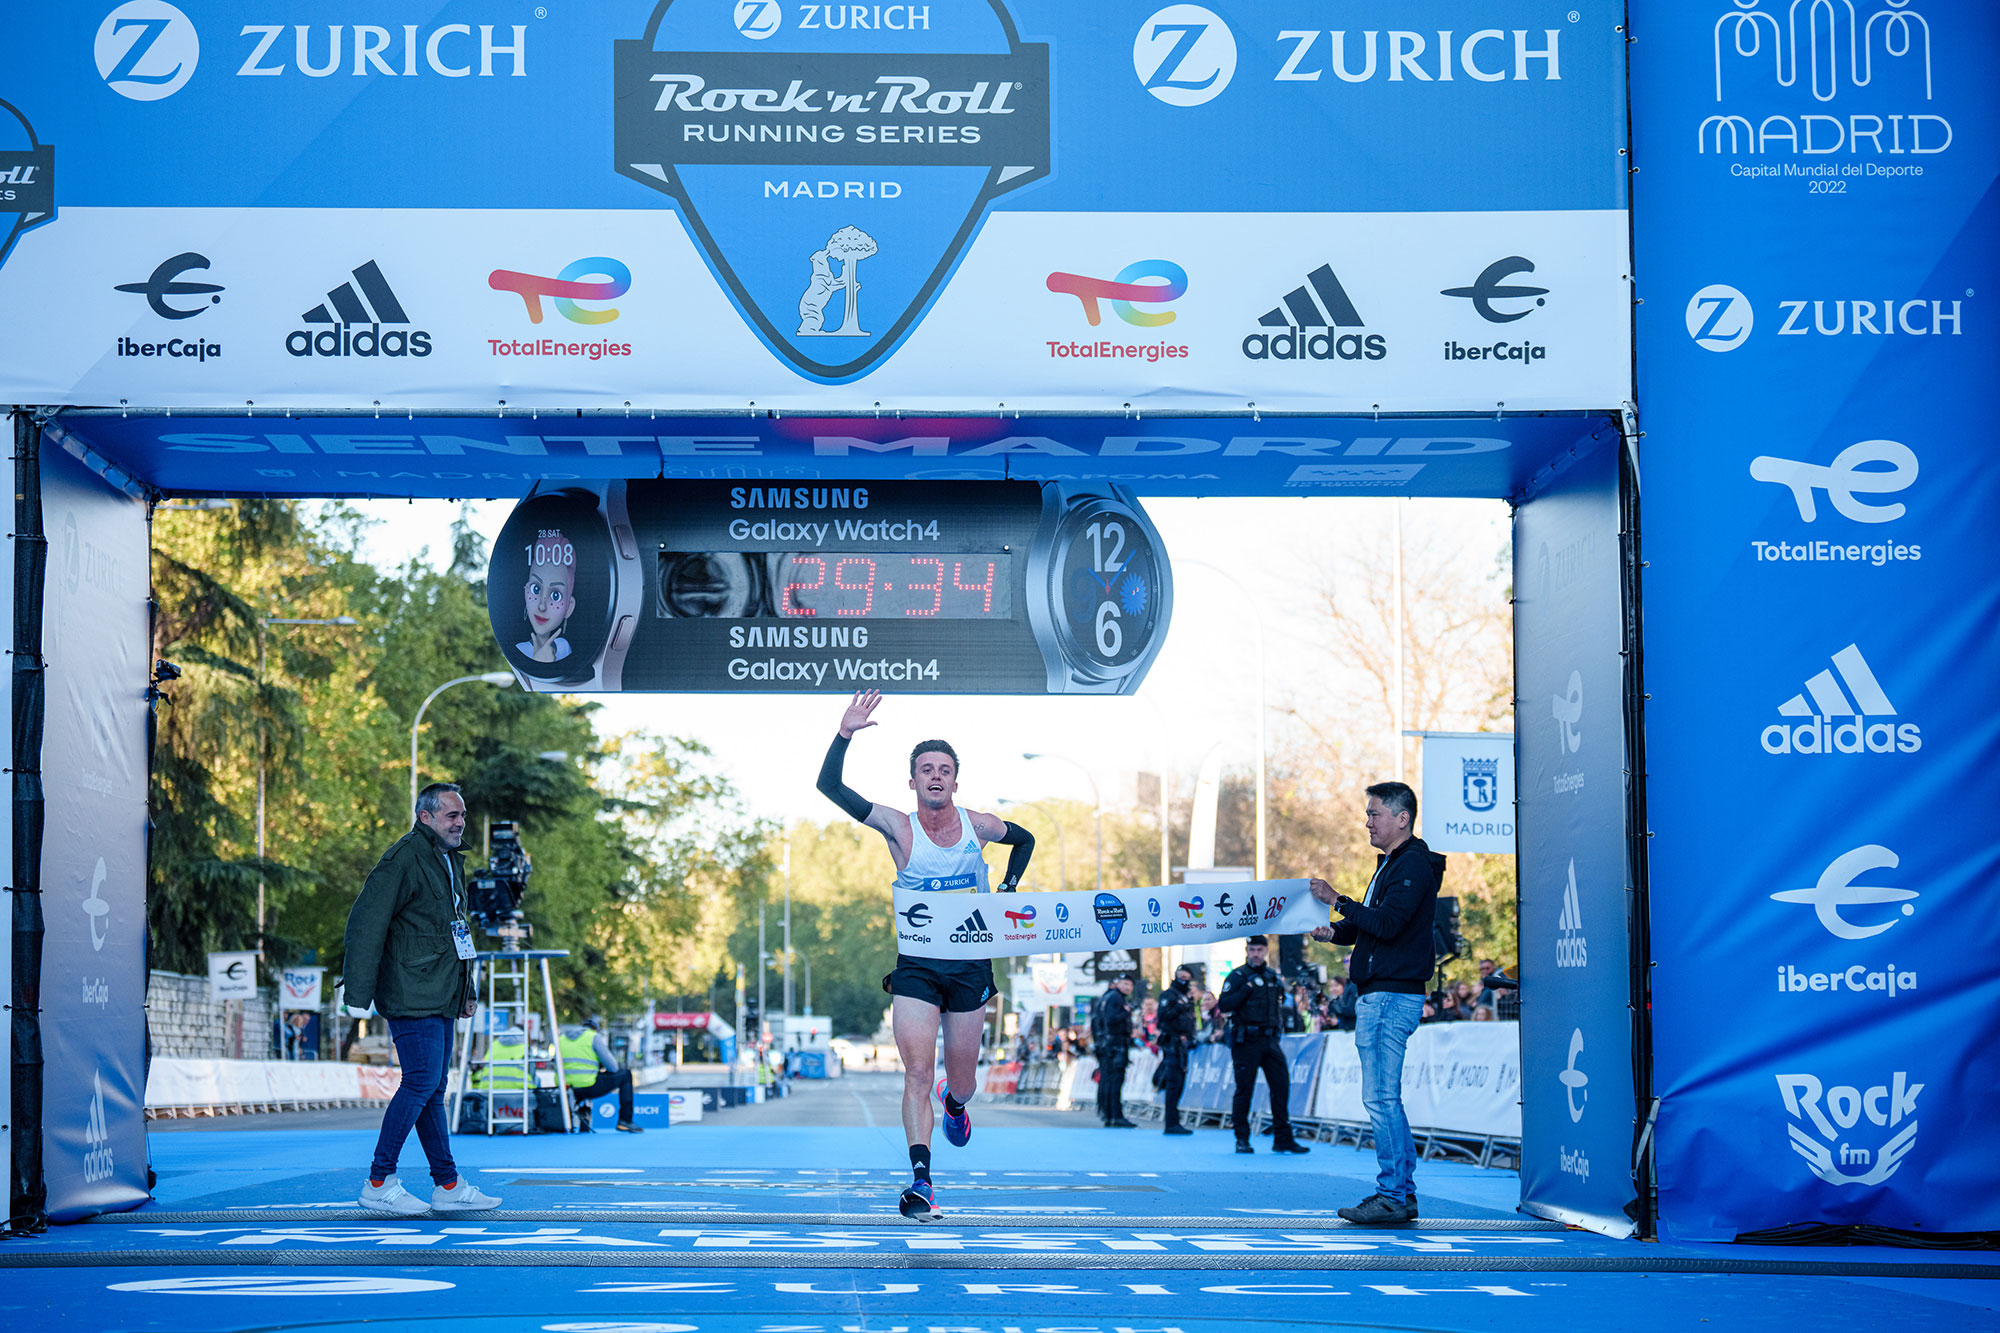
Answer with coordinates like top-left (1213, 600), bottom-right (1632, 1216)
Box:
top-left (3, 0), bottom-right (1994, 1251)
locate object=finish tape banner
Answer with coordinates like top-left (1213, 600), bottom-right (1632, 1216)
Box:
top-left (892, 879), bottom-right (1324, 959)
top-left (0, 2), bottom-right (1630, 412)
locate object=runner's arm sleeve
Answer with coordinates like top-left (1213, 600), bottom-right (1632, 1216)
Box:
top-left (993, 821), bottom-right (1034, 891)
top-left (816, 733), bottom-right (873, 822)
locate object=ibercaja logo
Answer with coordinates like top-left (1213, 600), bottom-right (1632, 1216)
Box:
top-left (614, 0), bottom-right (1050, 383)
top-left (0, 99), bottom-right (55, 275)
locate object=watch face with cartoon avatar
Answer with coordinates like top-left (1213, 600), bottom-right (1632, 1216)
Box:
top-left (490, 489), bottom-right (617, 685)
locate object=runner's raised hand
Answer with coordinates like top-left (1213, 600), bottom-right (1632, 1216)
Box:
top-left (838, 689), bottom-right (883, 739)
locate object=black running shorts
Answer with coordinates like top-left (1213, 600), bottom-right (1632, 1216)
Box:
top-left (884, 954), bottom-right (996, 1013)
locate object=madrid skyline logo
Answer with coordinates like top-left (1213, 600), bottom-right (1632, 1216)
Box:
top-left (614, 0), bottom-right (1051, 384)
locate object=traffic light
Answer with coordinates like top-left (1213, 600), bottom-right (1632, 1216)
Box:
top-left (744, 997), bottom-right (761, 1042)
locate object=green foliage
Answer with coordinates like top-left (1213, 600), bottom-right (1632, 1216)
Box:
top-left (148, 502), bottom-right (765, 1016)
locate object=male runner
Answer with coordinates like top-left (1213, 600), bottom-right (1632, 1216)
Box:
top-left (817, 690), bottom-right (1036, 1222)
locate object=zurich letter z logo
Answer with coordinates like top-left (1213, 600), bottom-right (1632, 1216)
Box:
top-left (614, 0), bottom-right (1050, 384)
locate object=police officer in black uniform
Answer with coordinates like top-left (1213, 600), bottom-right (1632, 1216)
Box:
top-left (1217, 936), bottom-right (1310, 1155)
top-left (1155, 965), bottom-right (1198, 1135)
top-left (1092, 976), bottom-right (1138, 1127)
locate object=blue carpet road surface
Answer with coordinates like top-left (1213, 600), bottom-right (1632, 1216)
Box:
top-left (2, 1110), bottom-right (1995, 1333)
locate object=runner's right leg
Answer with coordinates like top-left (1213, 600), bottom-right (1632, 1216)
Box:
top-left (892, 994), bottom-right (944, 1220)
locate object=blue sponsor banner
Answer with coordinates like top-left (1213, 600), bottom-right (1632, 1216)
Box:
top-left (1631, 0), bottom-right (2000, 1239)
top-left (1247, 1032), bottom-right (1323, 1121)
top-left (37, 442), bottom-right (152, 1222)
top-left (0, 3), bottom-right (1632, 413)
top-left (1515, 436), bottom-right (1636, 1236)
top-left (12, 3), bottom-right (1623, 214)
top-left (46, 410), bottom-right (1613, 500)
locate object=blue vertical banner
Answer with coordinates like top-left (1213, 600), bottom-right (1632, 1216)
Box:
top-left (1515, 436), bottom-right (1638, 1236)
top-left (36, 444), bottom-right (150, 1221)
top-left (1631, 1), bottom-right (2000, 1239)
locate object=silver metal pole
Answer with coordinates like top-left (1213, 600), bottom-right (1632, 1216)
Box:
top-left (757, 906), bottom-right (767, 1047)
top-left (410, 672), bottom-right (515, 814)
top-left (1393, 501), bottom-right (1406, 782)
top-left (1181, 562), bottom-right (1268, 881)
top-left (782, 840), bottom-right (792, 1021)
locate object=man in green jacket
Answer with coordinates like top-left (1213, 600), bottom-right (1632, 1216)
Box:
top-left (344, 782), bottom-right (501, 1214)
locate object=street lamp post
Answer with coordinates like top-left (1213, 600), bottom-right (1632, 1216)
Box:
top-left (1183, 561), bottom-right (1268, 882)
top-left (409, 671), bottom-right (516, 814)
top-left (256, 615), bottom-right (358, 961)
top-left (1023, 753), bottom-right (1101, 892)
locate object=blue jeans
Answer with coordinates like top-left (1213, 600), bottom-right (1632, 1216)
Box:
top-left (1355, 991), bottom-right (1425, 1202)
top-left (369, 1015), bottom-right (458, 1187)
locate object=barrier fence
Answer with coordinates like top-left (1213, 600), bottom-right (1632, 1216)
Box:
top-left (144, 1058), bottom-right (401, 1119)
top-left (987, 1022), bottom-right (1522, 1168)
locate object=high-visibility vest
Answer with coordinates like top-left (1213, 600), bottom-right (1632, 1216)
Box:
top-left (559, 1031), bottom-right (601, 1087)
top-left (473, 1036), bottom-right (528, 1090)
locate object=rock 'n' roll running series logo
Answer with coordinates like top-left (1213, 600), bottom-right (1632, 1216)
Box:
top-left (614, 0), bottom-right (1051, 383)
top-left (0, 99), bottom-right (55, 277)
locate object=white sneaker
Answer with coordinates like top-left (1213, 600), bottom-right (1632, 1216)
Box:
top-left (432, 1178), bottom-right (502, 1211)
top-left (358, 1177), bottom-right (430, 1215)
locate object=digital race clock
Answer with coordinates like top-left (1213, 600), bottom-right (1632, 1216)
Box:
top-left (488, 480), bottom-right (1172, 694)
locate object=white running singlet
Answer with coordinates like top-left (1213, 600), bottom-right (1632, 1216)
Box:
top-left (892, 809), bottom-right (990, 897)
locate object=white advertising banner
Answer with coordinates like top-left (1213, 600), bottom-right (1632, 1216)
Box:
top-left (1420, 732), bottom-right (1517, 854)
top-left (1310, 1021), bottom-right (1522, 1139)
top-left (0, 208), bottom-right (1631, 415)
top-left (206, 951), bottom-right (258, 1001)
top-left (894, 879), bottom-right (1325, 961)
top-left (278, 966), bottom-right (324, 1011)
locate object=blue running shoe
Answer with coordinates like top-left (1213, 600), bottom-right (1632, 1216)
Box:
top-left (936, 1077), bottom-right (971, 1148)
top-left (899, 1178), bottom-right (941, 1222)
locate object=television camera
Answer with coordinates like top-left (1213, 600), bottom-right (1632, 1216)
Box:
top-left (469, 821), bottom-right (533, 948)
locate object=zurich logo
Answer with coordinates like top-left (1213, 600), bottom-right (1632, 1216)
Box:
top-left (1054, 902), bottom-right (1069, 923)
top-left (1133, 6), bottom-right (1236, 107)
top-left (1147, 897), bottom-right (1161, 917)
top-left (95, 2), bottom-right (200, 101)
top-left (1687, 283), bottom-right (1752, 352)
top-left (614, 0), bottom-right (1051, 384)
top-left (733, 0), bottom-right (781, 39)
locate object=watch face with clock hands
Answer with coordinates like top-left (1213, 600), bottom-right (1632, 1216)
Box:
top-left (489, 479), bottom-right (1172, 694)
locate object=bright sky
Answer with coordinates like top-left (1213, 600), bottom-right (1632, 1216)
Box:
top-left (334, 495), bottom-right (1509, 829)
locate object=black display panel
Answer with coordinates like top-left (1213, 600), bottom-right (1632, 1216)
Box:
top-left (488, 480), bottom-right (1172, 695)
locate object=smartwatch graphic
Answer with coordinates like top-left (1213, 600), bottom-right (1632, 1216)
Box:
top-left (490, 482), bottom-right (642, 691)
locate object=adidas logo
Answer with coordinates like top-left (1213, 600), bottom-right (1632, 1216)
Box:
top-left (1556, 859), bottom-right (1587, 968)
top-left (285, 260), bottom-right (433, 358)
top-left (1761, 643), bottom-right (1921, 756)
top-left (83, 1069), bottom-right (115, 1183)
top-left (949, 908), bottom-right (994, 945)
top-left (1241, 263), bottom-right (1386, 363)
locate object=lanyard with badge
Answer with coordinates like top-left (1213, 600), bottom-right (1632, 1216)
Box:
top-left (444, 853), bottom-right (477, 960)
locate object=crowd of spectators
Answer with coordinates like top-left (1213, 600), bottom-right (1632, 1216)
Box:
top-left (1006, 955), bottom-right (1518, 1060)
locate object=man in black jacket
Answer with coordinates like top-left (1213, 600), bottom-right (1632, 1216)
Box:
top-left (1155, 966), bottom-right (1199, 1134)
top-left (1217, 938), bottom-right (1311, 1156)
top-left (1309, 780), bottom-right (1442, 1224)
top-left (1092, 978), bottom-right (1138, 1127)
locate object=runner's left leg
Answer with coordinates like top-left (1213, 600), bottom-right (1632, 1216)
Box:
top-left (939, 1007), bottom-right (984, 1110)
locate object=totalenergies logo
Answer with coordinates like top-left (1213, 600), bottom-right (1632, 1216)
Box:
top-left (1004, 905), bottom-right (1037, 928)
top-left (1047, 261), bottom-right (1187, 327)
top-left (489, 257), bottom-right (632, 325)
top-left (1178, 895), bottom-right (1204, 921)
